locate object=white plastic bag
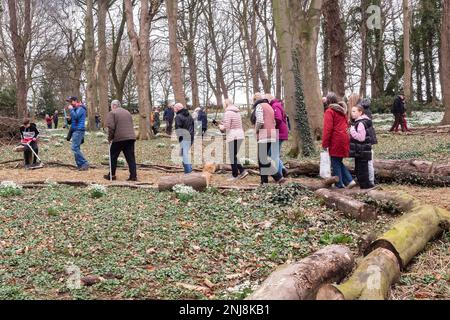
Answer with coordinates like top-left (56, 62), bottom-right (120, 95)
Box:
top-left (320, 150), bottom-right (331, 178)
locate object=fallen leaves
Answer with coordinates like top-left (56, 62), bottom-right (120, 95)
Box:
top-left (176, 282), bottom-right (211, 294)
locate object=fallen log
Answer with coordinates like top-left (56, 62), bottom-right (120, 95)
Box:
top-left (365, 205), bottom-right (450, 269)
top-left (285, 159), bottom-right (450, 186)
top-left (246, 245), bottom-right (354, 300)
top-left (316, 248), bottom-right (400, 300)
top-left (158, 173), bottom-right (209, 192)
top-left (315, 188), bottom-right (378, 221)
top-left (0, 159), bottom-right (22, 165)
top-left (286, 161), bottom-right (320, 177)
top-left (297, 177), bottom-right (339, 191)
top-left (20, 182), bottom-right (155, 190)
top-left (335, 189), bottom-right (417, 213)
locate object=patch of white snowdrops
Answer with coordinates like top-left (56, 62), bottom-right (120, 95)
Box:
top-left (172, 184), bottom-right (197, 202)
top-left (87, 184), bottom-right (107, 199)
top-left (0, 181), bottom-right (23, 197)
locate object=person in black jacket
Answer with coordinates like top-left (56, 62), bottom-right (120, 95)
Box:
top-left (389, 91), bottom-right (406, 133)
top-left (360, 98), bottom-right (378, 185)
top-left (349, 105), bottom-right (375, 189)
top-left (197, 107), bottom-right (208, 136)
top-left (19, 118), bottom-right (40, 169)
top-left (174, 103), bottom-right (195, 174)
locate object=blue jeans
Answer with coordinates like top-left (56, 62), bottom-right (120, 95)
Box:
top-left (180, 140), bottom-right (192, 174)
top-left (71, 130), bottom-right (89, 168)
top-left (331, 157), bottom-right (353, 188)
top-left (278, 140), bottom-right (286, 176)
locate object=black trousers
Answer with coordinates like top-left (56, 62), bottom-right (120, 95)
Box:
top-left (110, 140), bottom-right (137, 179)
top-left (228, 140), bottom-right (245, 177)
top-left (390, 113), bottom-right (406, 132)
top-left (165, 121), bottom-right (173, 135)
top-left (258, 142), bottom-right (282, 184)
top-left (355, 158), bottom-right (373, 189)
top-left (23, 141), bottom-right (38, 165)
top-left (54, 121), bottom-right (58, 129)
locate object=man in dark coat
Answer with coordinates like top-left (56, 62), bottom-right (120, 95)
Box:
top-left (389, 90), bottom-right (406, 132)
top-left (174, 103), bottom-right (194, 174)
top-left (163, 106), bottom-right (175, 135)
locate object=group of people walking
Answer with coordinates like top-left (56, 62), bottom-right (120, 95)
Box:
top-left (21, 89), bottom-right (413, 190)
top-left (45, 111), bottom-right (59, 129)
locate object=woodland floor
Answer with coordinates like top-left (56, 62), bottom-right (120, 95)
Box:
top-left (0, 118), bottom-right (449, 300)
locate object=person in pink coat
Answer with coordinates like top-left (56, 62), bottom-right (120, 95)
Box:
top-left (218, 98), bottom-right (249, 181)
top-left (267, 94), bottom-right (289, 177)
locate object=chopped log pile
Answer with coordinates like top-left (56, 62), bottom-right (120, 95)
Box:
top-left (248, 188), bottom-right (450, 300)
top-left (0, 116), bottom-right (21, 142)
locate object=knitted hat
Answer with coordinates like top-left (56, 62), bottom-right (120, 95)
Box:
top-left (173, 103), bottom-right (184, 113)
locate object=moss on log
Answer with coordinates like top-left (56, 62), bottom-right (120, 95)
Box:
top-left (316, 248), bottom-right (400, 300)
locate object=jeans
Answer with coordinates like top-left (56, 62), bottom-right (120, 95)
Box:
top-left (258, 141), bottom-right (282, 184)
top-left (228, 140), bottom-right (245, 177)
top-left (331, 157), bottom-right (353, 188)
top-left (180, 140), bottom-right (192, 174)
top-left (368, 150), bottom-right (375, 185)
top-left (71, 130), bottom-right (89, 168)
top-left (110, 140), bottom-right (137, 179)
top-left (278, 140), bottom-right (286, 176)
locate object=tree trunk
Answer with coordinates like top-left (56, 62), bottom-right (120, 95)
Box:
top-left (275, 51), bottom-right (282, 99)
top-left (321, 18), bottom-right (330, 97)
top-left (98, 0), bottom-right (109, 129)
top-left (158, 173), bottom-right (208, 192)
top-left (186, 45), bottom-right (200, 107)
top-left (317, 248), bottom-right (400, 300)
top-left (247, 245), bottom-right (354, 300)
top-left (85, 0), bottom-right (97, 131)
top-left (166, 0), bottom-right (186, 105)
top-left (359, 0), bottom-right (368, 97)
top-left (272, 0), bottom-right (324, 157)
top-left (403, 0), bottom-right (412, 104)
top-left (323, 0), bottom-right (346, 99)
top-left (7, 0), bottom-right (31, 118)
top-left (315, 188), bottom-right (378, 221)
top-left (441, 0), bottom-right (450, 124)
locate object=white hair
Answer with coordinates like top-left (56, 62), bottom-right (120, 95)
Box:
top-left (111, 100), bottom-right (121, 108)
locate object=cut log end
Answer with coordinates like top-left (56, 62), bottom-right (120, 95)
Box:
top-left (316, 284), bottom-right (345, 300)
top-left (365, 239), bottom-right (403, 270)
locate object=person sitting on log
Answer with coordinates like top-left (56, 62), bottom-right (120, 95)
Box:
top-left (349, 105), bottom-right (375, 189)
top-left (19, 118), bottom-right (40, 169)
top-left (174, 102), bottom-right (195, 174)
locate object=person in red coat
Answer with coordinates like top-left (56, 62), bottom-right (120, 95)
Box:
top-left (322, 92), bottom-right (356, 189)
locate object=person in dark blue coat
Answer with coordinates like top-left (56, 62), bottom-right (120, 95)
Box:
top-left (163, 106), bottom-right (175, 135)
top-left (389, 90), bottom-right (406, 133)
top-left (197, 107), bottom-right (208, 136)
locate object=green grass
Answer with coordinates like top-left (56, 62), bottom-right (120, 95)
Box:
top-left (0, 185), bottom-right (393, 300)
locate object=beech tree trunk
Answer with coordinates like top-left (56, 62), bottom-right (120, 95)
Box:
top-left (323, 0), bottom-right (346, 99)
top-left (98, 0), bottom-right (109, 129)
top-left (272, 0), bottom-right (324, 157)
top-left (441, 0), bottom-right (450, 124)
top-left (166, 0), bottom-right (186, 106)
top-left (85, 0), bottom-right (97, 131)
top-left (7, 0), bottom-right (31, 118)
top-left (125, 0), bottom-right (160, 140)
top-left (403, 0), bottom-right (412, 104)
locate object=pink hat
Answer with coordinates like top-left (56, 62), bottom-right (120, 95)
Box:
top-left (173, 103), bottom-right (184, 113)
